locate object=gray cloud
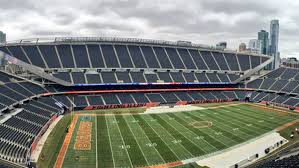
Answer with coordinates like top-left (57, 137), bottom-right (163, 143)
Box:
top-left (200, 0), bottom-right (278, 15)
top-left (0, 0), bottom-right (298, 58)
top-left (0, 0), bottom-right (36, 10)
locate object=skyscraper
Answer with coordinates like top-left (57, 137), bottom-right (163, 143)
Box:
top-left (216, 41), bottom-right (227, 49)
top-left (0, 31), bottom-right (6, 43)
top-left (239, 43), bottom-right (246, 52)
top-left (270, 19), bottom-right (279, 69)
top-left (248, 39), bottom-right (262, 54)
top-left (0, 31), bottom-right (6, 67)
top-left (258, 30), bottom-right (269, 55)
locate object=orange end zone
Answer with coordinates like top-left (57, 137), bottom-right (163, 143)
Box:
top-left (54, 115), bottom-right (78, 168)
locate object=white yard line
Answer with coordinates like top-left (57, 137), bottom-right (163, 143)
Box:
top-left (112, 115), bottom-right (133, 168)
top-left (200, 109), bottom-right (271, 136)
top-left (125, 115), bottom-right (166, 165)
top-left (159, 115), bottom-right (210, 154)
top-left (172, 116), bottom-right (218, 151)
top-left (181, 112), bottom-right (238, 145)
top-left (122, 115), bottom-right (150, 166)
top-left (173, 113), bottom-right (229, 148)
top-left (235, 106), bottom-right (295, 124)
top-left (105, 116), bottom-right (116, 168)
top-left (222, 108), bottom-right (281, 131)
top-left (148, 115), bottom-right (195, 159)
top-left (160, 115), bottom-right (217, 153)
top-left (141, 115), bottom-right (186, 161)
top-left (189, 112), bottom-right (250, 141)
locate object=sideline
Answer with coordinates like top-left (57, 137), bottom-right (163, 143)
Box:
top-left (74, 103), bottom-right (245, 116)
top-left (31, 116), bottom-right (63, 162)
top-left (250, 103), bottom-right (299, 116)
top-left (54, 115), bottom-right (78, 168)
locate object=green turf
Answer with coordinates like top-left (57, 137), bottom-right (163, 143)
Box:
top-left (61, 104), bottom-right (299, 167)
top-left (37, 115), bottom-right (71, 168)
top-left (62, 116), bottom-right (97, 168)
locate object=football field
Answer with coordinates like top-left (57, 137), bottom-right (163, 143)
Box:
top-left (59, 103), bottom-right (299, 168)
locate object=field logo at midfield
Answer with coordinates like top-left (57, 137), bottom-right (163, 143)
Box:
top-left (74, 121), bottom-right (92, 150)
top-left (189, 121), bottom-right (213, 128)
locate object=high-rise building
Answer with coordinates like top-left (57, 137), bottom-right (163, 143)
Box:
top-left (270, 19), bottom-right (279, 69)
top-left (0, 31), bottom-right (6, 43)
top-left (0, 31), bottom-right (6, 67)
top-left (216, 41), bottom-right (227, 49)
top-left (258, 30), bottom-right (269, 55)
top-left (239, 43), bottom-right (246, 52)
top-left (248, 39), bottom-right (262, 54)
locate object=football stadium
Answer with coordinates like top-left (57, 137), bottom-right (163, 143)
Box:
top-left (0, 37), bottom-right (298, 168)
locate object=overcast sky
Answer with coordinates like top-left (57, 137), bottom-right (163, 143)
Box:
top-left (1, 0), bottom-right (299, 58)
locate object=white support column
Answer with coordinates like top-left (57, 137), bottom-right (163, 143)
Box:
top-left (197, 92), bottom-right (207, 100)
top-left (151, 46), bottom-right (162, 69)
top-left (227, 74), bottom-right (232, 82)
top-left (113, 72), bottom-right (118, 83)
top-left (85, 44), bottom-right (93, 68)
top-left (130, 94), bottom-right (137, 104)
top-left (210, 52), bottom-right (221, 70)
top-left (36, 46), bottom-right (49, 69)
top-left (181, 72), bottom-right (188, 83)
top-left (279, 81), bottom-right (290, 92)
top-left (173, 92), bottom-right (181, 101)
top-left (258, 79), bottom-right (265, 90)
top-left (159, 93), bottom-right (167, 102)
top-left (163, 48), bottom-right (175, 69)
top-left (168, 72), bottom-right (175, 82)
top-left (205, 73), bottom-right (211, 83)
top-left (85, 96), bottom-right (90, 106)
top-left (83, 73), bottom-right (88, 84)
top-left (235, 53), bottom-right (242, 72)
top-left (70, 45), bottom-right (77, 68)
top-left (101, 95), bottom-right (107, 105)
top-left (20, 46), bottom-right (33, 65)
top-left (138, 45), bottom-right (149, 69)
top-left (187, 49), bottom-right (199, 70)
top-left (268, 80), bottom-right (278, 91)
top-left (197, 50), bottom-right (210, 71)
top-left (175, 48), bottom-right (187, 69)
top-left (249, 55), bottom-right (252, 69)
top-left (128, 71), bottom-right (134, 83)
top-left (215, 73), bottom-right (222, 82)
top-left (186, 92), bottom-right (195, 101)
top-left (144, 93), bottom-right (151, 102)
top-left (99, 72), bottom-right (104, 83)
top-left (222, 53), bottom-right (231, 71)
top-left (54, 45), bottom-right (64, 69)
top-left (115, 94), bottom-right (122, 104)
top-left (99, 45), bottom-right (107, 68)
top-left (69, 72), bottom-right (74, 84)
top-left (126, 45), bottom-right (136, 68)
top-left (232, 91), bottom-right (238, 99)
top-left (66, 96), bottom-right (76, 107)
top-left (112, 45), bottom-right (122, 68)
top-left (142, 72), bottom-right (148, 83)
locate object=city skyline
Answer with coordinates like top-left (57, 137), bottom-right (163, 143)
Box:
top-left (0, 0), bottom-right (298, 58)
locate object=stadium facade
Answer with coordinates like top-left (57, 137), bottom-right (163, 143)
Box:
top-left (0, 37), bottom-right (298, 167)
